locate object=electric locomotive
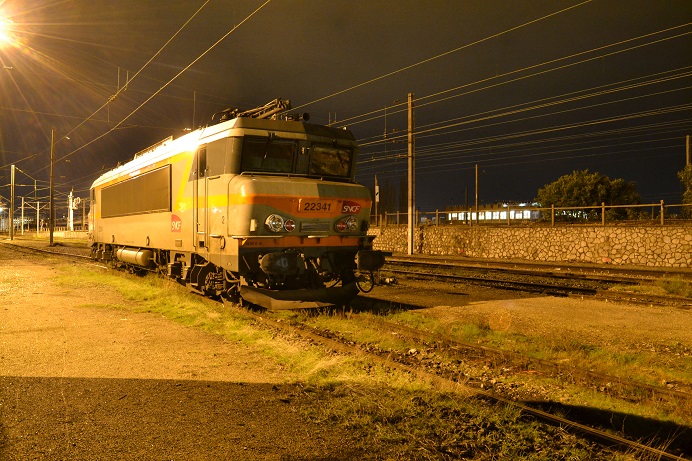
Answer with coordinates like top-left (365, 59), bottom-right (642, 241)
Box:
top-left (88, 98), bottom-right (385, 309)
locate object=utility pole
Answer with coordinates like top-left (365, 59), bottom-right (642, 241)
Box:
top-left (464, 187), bottom-right (469, 224)
top-left (192, 90), bottom-right (197, 130)
top-left (34, 180), bottom-right (37, 235)
top-left (475, 164), bottom-right (479, 224)
top-left (49, 129), bottom-right (55, 246)
top-left (10, 164), bottom-right (14, 240)
top-left (686, 134), bottom-right (690, 166)
top-left (407, 93), bottom-right (415, 255)
top-left (374, 175), bottom-right (379, 227)
top-left (68, 189), bottom-right (74, 232)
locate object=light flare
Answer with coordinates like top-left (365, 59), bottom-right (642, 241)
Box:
top-left (0, 17), bottom-right (14, 46)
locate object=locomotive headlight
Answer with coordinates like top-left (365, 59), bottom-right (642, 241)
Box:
top-left (265, 214), bottom-right (284, 232)
top-left (335, 215), bottom-right (358, 233)
top-left (346, 216), bottom-right (358, 231)
top-left (284, 219), bottom-right (296, 232)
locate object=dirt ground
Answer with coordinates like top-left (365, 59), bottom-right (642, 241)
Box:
top-left (365, 280), bottom-right (692, 355)
top-left (0, 246), bottom-right (373, 460)
top-left (2, 241), bottom-right (691, 460)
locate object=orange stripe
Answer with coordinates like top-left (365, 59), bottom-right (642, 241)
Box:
top-left (238, 235), bottom-right (362, 248)
top-left (230, 195), bottom-right (371, 218)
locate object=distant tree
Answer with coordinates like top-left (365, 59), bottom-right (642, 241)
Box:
top-left (535, 169), bottom-right (641, 221)
top-left (678, 164), bottom-right (692, 218)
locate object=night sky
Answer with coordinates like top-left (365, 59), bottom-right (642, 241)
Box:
top-left (0, 0), bottom-right (690, 213)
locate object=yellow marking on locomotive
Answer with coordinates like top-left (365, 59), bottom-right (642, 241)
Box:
top-left (207, 194), bottom-right (230, 209)
top-left (175, 152), bottom-right (195, 212)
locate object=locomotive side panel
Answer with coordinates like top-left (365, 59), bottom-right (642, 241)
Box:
top-left (91, 150), bottom-right (198, 253)
top-left (200, 174), bottom-right (239, 271)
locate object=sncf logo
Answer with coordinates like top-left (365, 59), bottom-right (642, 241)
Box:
top-left (171, 214), bottom-right (182, 232)
top-left (341, 200), bottom-right (361, 214)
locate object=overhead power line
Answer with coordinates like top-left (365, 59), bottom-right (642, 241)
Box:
top-left (292, 0), bottom-right (594, 112)
top-left (42, 0), bottom-right (213, 159)
top-left (362, 119), bottom-right (690, 162)
top-left (33, 0), bottom-right (272, 174)
top-left (414, 85), bottom-right (692, 143)
top-left (358, 67), bottom-right (692, 147)
top-left (347, 25), bottom-right (692, 133)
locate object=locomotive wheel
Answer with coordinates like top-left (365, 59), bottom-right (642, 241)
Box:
top-left (222, 288), bottom-right (241, 305)
top-left (191, 263), bottom-right (221, 297)
top-left (202, 270), bottom-right (218, 297)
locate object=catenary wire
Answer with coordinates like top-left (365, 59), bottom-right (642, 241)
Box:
top-left (291, 0), bottom-right (593, 112)
top-left (335, 23), bottom-right (692, 129)
top-left (32, 0), bottom-right (271, 174)
top-left (38, 0), bottom-right (213, 158)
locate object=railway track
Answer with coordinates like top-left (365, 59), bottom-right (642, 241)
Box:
top-left (0, 240), bottom-right (98, 266)
top-left (348, 302), bottom-right (692, 407)
top-left (384, 257), bottom-right (692, 308)
top-left (387, 255), bottom-right (692, 282)
top-left (5, 240), bottom-right (689, 459)
top-left (237, 303), bottom-right (689, 461)
top-left (350, 304), bottom-right (692, 397)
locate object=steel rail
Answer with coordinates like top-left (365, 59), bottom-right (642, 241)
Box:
top-left (0, 240), bottom-right (92, 260)
top-left (385, 267), bottom-right (600, 296)
top-left (352, 310), bottom-right (692, 404)
top-left (383, 266), bottom-right (692, 308)
top-left (386, 255), bottom-right (692, 282)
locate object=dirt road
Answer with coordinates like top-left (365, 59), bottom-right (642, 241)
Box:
top-left (0, 247), bottom-right (367, 460)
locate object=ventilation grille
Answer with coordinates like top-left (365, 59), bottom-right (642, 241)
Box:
top-left (300, 221), bottom-right (331, 233)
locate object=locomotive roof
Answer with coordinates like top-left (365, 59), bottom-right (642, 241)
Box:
top-left (90, 117), bottom-right (357, 189)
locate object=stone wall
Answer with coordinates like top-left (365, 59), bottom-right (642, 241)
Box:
top-left (369, 224), bottom-right (692, 268)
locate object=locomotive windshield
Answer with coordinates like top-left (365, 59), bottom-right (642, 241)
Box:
top-left (240, 136), bottom-right (353, 179)
top-left (241, 137), bottom-right (296, 173)
top-left (308, 145), bottom-right (351, 177)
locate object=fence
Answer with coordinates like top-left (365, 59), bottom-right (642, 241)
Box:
top-left (375, 201), bottom-right (692, 227)
top-left (0, 197), bottom-right (89, 234)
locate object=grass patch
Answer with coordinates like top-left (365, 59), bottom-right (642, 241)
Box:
top-left (300, 384), bottom-right (623, 460)
top-left (610, 276), bottom-right (692, 298)
top-left (392, 309), bottom-right (691, 387)
top-left (345, 309), bottom-right (692, 427)
top-left (52, 264), bottom-right (427, 388)
top-left (656, 276), bottom-right (692, 298)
